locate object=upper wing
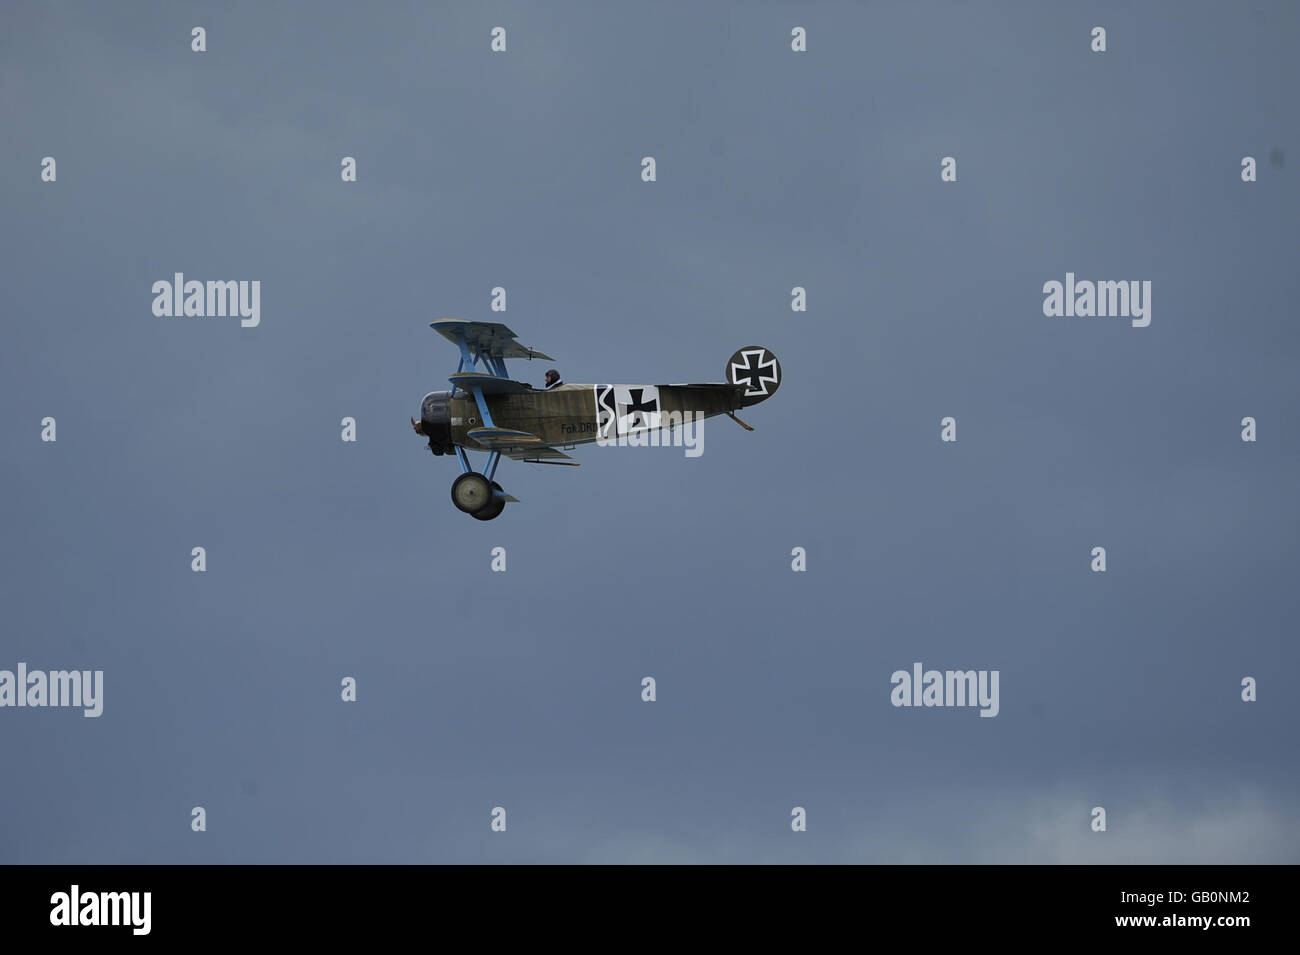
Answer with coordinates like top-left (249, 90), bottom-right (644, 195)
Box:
top-left (431, 318), bottom-right (555, 361)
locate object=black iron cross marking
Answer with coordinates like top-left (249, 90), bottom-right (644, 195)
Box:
top-left (731, 350), bottom-right (778, 395)
top-left (622, 388), bottom-right (658, 430)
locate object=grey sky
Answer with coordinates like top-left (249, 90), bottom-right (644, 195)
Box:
top-left (1, 1), bottom-right (1297, 863)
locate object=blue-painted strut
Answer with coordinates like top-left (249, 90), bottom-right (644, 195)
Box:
top-left (468, 386), bottom-right (495, 428)
top-left (449, 331), bottom-right (499, 426)
top-left (446, 329), bottom-right (513, 480)
top-left (455, 337), bottom-right (477, 370)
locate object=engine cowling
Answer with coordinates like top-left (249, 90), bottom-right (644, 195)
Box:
top-left (416, 390), bottom-right (454, 454)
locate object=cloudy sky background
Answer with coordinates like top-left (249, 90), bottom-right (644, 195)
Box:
top-left (2, 0), bottom-right (1297, 863)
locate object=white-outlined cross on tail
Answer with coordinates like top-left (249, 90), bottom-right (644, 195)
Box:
top-left (729, 348), bottom-right (780, 397)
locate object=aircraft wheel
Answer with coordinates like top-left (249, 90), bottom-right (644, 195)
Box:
top-left (451, 472), bottom-right (493, 514)
top-left (472, 482), bottom-right (506, 521)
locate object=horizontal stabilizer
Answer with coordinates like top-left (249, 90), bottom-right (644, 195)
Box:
top-left (660, 382), bottom-right (748, 390)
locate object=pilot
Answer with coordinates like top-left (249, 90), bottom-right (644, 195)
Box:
top-left (544, 369), bottom-right (563, 389)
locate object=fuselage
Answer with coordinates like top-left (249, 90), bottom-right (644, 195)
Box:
top-left (423, 382), bottom-right (742, 453)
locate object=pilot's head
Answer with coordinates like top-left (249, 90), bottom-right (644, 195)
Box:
top-left (545, 369), bottom-right (560, 388)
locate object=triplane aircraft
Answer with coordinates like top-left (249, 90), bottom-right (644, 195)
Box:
top-left (412, 319), bottom-right (782, 520)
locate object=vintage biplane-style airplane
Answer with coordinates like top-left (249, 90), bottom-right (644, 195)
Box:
top-left (412, 319), bottom-right (782, 520)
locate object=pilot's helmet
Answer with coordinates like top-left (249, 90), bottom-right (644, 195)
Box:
top-left (545, 369), bottom-right (560, 384)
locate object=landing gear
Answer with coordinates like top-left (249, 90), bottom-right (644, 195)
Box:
top-left (449, 449), bottom-right (508, 520)
top-left (451, 472), bottom-right (493, 514)
top-left (471, 482), bottom-right (506, 521)
top-left (451, 473), bottom-right (506, 520)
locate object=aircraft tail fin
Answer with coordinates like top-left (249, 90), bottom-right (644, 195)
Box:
top-left (725, 347), bottom-right (782, 406)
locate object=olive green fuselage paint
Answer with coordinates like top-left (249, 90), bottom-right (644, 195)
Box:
top-left (449, 384), bottom-right (740, 450)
